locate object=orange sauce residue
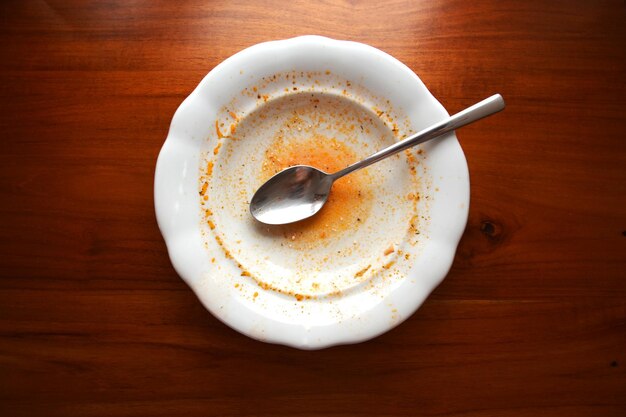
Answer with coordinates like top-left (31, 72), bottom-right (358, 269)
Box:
top-left (215, 120), bottom-right (225, 139)
top-left (260, 134), bottom-right (373, 246)
top-left (354, 265), bottom-right (371, 278)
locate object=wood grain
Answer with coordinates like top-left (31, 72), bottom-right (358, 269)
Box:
top-left (1, 1), bottom-right (625, 416)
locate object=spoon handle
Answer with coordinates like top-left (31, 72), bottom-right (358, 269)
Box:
top-left (330, 94), bottom-right (505, 180)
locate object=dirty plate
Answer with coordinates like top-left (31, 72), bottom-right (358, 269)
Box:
top-left (154, 36), bottom-right (469, 349)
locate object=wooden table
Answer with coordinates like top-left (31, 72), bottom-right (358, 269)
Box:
top-left (1, 1), bottom-right (624, 416)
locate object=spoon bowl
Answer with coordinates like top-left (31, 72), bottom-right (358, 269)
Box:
top-left (250, 94), bottom-right (505, 225)
top-left (250, 165), bottom-right (334, 225)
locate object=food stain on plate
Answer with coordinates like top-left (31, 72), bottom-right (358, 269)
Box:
top-left (198, 70), bottom-right (431, 306)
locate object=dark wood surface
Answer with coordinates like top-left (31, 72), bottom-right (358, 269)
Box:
top-left (1, 1), bottom-right (625, 416)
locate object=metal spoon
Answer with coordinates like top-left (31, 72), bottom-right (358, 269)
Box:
top-left (250, 94), bottom-right (505, 225)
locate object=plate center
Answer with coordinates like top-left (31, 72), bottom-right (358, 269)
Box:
top-left (205, 91), bottom-right (418, 299)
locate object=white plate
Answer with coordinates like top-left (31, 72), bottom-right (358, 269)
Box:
top-left (155, 36), bottom-right (469, 349)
